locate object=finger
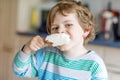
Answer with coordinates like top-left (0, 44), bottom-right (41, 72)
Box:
top-left (32, 47), bottom-right (38, 51)
top-left (34, 38), bottom-right (45, 48)
top-left (29, 41), bottom-right (40, 51)
top-left (37, 36), bottom-right (45, 45)
top-left (34, 36), bottom-right (44, 45)
top-left (31, 44), bottom-right (40, 51)
top-left (29, 44), bottom-right (37, 51)
top-left (31, 36), bottom-right (44, 48)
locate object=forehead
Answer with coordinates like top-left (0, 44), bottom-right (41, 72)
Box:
top-left (53, 12), bottom-right (78, 22)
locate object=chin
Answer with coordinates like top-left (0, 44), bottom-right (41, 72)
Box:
top-left (57, 45), bottom-right (71, 51)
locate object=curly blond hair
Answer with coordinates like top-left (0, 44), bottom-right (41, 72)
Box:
top-left (46, 0), bottom-right (96, 44)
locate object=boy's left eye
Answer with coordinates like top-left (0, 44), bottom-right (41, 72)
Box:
top-left (65, 24), bottom-right (73, 28)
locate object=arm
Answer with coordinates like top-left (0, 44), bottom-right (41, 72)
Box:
top-left (13, 35), bottom-right (45, 78)
top-left (13, 51), bottom-right (38, 78)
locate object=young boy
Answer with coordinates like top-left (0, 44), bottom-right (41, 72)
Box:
top-left (13, 0), bottom-right (108, 80)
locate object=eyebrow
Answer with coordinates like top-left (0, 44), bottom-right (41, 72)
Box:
top-left (51, 20), bottom-right (73, 26)
top-left (51, 24), bottom-right (57, 26)
top-left (54, 20), bottom-right (72, 24)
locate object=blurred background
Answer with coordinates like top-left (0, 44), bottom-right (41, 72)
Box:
top-left (0, 0), bottom-right (120, 80)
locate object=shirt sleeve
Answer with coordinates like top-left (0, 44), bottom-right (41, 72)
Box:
top-left (91, 60), bottom-right (108, 80)
top-left (13, 51), bottom-right (38, 78)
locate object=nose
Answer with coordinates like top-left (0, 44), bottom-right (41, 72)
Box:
top-left (57, 26), bottom-right (65, 33)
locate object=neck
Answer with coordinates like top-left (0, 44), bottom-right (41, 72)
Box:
top-left (63, 45), bottom-right (88, 58)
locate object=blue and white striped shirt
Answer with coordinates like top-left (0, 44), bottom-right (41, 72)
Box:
top-left (13, 47), bottom-right (108, 80)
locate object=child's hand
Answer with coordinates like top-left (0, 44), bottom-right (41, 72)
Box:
top-left (22, 35), bottom-right (45, 54)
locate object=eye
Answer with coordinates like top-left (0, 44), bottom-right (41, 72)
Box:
top-left (51, 26), bottom-right (59, 31)
top-left (65, 24), bottom-right (73, 28)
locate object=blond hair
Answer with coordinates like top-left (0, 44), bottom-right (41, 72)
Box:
top-left (46, 0), bottom-right (96, 44)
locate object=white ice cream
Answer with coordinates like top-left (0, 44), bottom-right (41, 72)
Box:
top-left (45, 33), bottom-right (70, 46)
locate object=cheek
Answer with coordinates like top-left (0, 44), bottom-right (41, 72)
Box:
top-left (50, 31), bottom-right (56, 34)
top-left (70, 31), bottom-right (84, 43)
top-left (70, 30), bottom-right (83, 38)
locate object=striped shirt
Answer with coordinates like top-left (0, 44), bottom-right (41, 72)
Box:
top-left (13, 47), bottom-right (108, 80)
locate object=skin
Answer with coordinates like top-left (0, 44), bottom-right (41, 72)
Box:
top-left (23, 12), bottom-right (91, 58)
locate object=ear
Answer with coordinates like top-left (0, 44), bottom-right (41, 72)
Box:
top-left (83, 26), bottom-right (91, 38)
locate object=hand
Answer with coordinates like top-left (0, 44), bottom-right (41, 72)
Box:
top-left (22, 35), bottom-right (45, 54)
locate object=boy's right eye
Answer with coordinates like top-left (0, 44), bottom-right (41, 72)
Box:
top-left (51, 27), bottom-right (59, 31)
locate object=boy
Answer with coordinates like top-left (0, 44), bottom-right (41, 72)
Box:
top-left (13, 0), bottom-right (108, 80)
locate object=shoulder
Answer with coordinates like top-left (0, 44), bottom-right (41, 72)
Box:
top-left (82, 50), bottom-right (107, 71)
top-left (84, 51), bottom-right (108, 77)
top-left (83, 50), bottom-right (104, 64)
top-left (87, 52), bottom-right (108, 79)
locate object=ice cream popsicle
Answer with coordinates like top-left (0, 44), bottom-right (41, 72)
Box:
top-left (45, 33), bottom-right (70, 47)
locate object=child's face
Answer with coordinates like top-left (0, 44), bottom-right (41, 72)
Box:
top-left (50, 12), bottom-right (85, 51)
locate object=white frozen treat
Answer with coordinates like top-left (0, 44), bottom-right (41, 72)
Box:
top-left (45, 33), bottom-right (70, 46)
